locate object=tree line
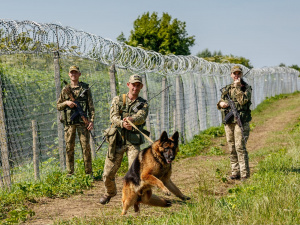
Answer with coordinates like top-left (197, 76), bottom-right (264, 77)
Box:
top-left (118, 12), bottom-right (299, 71)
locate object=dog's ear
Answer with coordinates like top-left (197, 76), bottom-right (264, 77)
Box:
top-left (171, 131), bottom-right (179, 144)
top-left (159, 131), bottom-right (168, 143)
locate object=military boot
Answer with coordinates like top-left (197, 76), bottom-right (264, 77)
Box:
top-left (229, 174), bottom-right (240, 180)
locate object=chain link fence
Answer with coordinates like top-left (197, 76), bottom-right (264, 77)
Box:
top-left (0, 20), bottom-right (299, 187)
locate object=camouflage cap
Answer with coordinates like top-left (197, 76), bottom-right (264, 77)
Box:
top-left (128, 74), bottom-right (142, 83)
top-left (69, 65), bottom-right (80, 73)
top-left (231, 65), bottom-right (242, 73)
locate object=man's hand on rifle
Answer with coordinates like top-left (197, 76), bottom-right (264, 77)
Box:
top-left (66, 100), bottom-right (77, 108)
top-left (87, 121), bottom-right (94, 131)
top-left (122, 117), bottom-right (133, 130)
top-left (220, 101), bottom-right (229, 108)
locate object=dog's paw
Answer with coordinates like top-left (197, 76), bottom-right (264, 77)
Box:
top-left (163, 189), bottom-right (171, 196)
top-left (165, 200), bottom-right (172, 207)
top-left (181, 195), bottom-right (191, 201)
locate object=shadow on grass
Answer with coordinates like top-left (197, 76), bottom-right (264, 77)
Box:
top-left (290, 167), bottom-right (300, 173)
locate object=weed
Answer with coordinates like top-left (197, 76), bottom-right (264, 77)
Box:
top-left (208, 146), bottom-right (224, 156)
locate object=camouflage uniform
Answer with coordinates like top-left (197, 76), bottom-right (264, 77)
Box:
top-left (57, 82), bottom-right (95, 175)
top-left (103, 93), bottom-right (149, 197)
top-left (217, 79), bottom-right (252, 178)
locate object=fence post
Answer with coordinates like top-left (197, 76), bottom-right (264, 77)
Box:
top-left (175, 75), bottom-right (184, 143)
top-left (0, 74), bottom-right (11, 188)
top-left (90, 133), bottom-right (96, 160)
top-left (109, 64), bottom-right (117, 99)
top-left (32, 120), bottom-right (40, 180)
top-left (173, 109), bottom-right (176, 134)
top-left (0, 174), bottom-right (3, 188)
top-left (54, 51), bottom-right (66, 171)
top-left (161, 77), bottom-right (168, 134)
top-left (141, 74), bottom-right (151, 138)
top-left (156, 111), bottom-right (161, 139)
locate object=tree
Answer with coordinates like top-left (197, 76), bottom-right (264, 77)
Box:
top-left (122, 12), bottom-right (195, 55)
top-left (197, 48), bottom-right (212, 58)
top-left (289, 64), bottom-right (300, 72)
top-left (279, 63), bottom-right (286, 67)
top-left (196, 48), bottom-right (222, 58)
top-left (279, 63), bottom-right (300, 73)
top-left (196, 48), bottom-right (253, 68)
top-left (116, 32), bottom-right (126, 43)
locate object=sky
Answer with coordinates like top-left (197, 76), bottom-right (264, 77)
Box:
top-left (0, 0), bottom-right (299, 68)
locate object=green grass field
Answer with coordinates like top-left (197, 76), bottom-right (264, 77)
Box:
top-left (0, 78), bottom-right (299, 224)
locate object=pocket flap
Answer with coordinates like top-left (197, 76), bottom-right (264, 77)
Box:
top-left (103, 127), bottom-right (117, 137)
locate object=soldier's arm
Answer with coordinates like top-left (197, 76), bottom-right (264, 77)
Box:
top-left (130, 103), bottom-right (149, 125)
top-left (57, 89), bottom-right (68, 111)
top-left (217, 88), bottom-right (229, 110)
top-left (110, 96), bottom-right (124, 128)
top-left (235, 85), bottom-right (252, 106)
top-left (87, 89), bottom-right (95, 122)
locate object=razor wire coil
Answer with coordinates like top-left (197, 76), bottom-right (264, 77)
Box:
top-left (0, 19), bottom-right (300, 185)
top-left (1, 19), bottom-right (299, 77)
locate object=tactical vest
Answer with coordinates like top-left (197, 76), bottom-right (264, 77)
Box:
top-left (221, 82), bottom-right (252, 124)
top-left (118, 94), bottom-right (147, 145)
top-left (62, 82), bottom-right (89, 125)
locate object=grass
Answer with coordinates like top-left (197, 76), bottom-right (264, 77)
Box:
top-left (0, 152), bottom-right (106, 224)
top-left (178, 126), bottom-right (225, 158)
top-left (1, 92), bottom-right (300, 224)
top-left (54, 92), bottom-right (300, 225)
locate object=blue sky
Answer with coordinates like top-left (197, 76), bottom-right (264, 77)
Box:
top-left (1, 0), bottom-right (299, 68)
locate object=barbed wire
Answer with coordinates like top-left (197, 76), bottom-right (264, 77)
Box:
top-left (1, 19), bottom-right (299, 76)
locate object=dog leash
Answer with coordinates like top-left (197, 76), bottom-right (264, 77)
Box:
top-left (126, 119), bottom-right (154, 144)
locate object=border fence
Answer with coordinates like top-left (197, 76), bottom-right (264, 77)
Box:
top-left (0, 19), bottom-right (299, 188)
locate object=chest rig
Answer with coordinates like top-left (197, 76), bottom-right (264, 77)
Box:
top-left (118, 94), bottom-right (146, 145)
top-left (221, 82), bottom-right (252, 124)
top-left (63, 82), bottom-right (89, 125)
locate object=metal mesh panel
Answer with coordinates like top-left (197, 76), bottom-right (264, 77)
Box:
top-left (0, 20), bottom-right (299, 185)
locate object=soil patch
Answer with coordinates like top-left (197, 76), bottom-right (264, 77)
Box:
top-left (27, 94), bottom-right (300, 224)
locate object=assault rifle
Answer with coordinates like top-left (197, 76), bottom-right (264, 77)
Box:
top-left (95, 135), bottom-right (107, 153)
top-left (79, 82), bottom-right (97, 98)
top-left (220, 68), bottom-right (251, 144)
top-left (96, 85), bottom-right (172, 152)
top-left (63, 81), bottom-right (100, 147)
top-left (132, 85), bottom-right (172, 112)
top-left (63, 81), bottom-right (90, 127)
top-left (220, 87), bottom-right (247, 144)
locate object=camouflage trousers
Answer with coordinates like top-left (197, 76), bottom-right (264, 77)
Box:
top-left (64, 124), bottom-right (92, 175)
top-left (103, 144), bottom-right (140, 197)
top-left (225, 122), bottom-right (250, 178)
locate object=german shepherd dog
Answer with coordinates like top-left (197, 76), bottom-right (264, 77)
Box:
top-left (121, 131), bottom-right (190, 215)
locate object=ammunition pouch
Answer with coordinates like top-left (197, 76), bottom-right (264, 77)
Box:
top-left (239, 110), bottom-right (252, 123)
top-left (125, 125), bottom-right (149, 145)
top-left (59, 110), bottom-right (66, 123)
top-left (126, 130), bottom-right (144, 145)
top-left (103, 127), bottom-right (122, 160)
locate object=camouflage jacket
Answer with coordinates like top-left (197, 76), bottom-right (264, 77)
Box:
top-left (217, 80), bottom-right (252, 124)
top-left (110, 93), bottom-right (149, 145)
top-left (110, 93), bottom-right (149, 128)
top-left (57, 82), bottom-right (95, 124)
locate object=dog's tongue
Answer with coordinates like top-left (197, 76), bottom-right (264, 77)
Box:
top-left (167, 159), bottom-right (172, 164)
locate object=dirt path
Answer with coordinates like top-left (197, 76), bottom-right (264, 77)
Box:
top-left (27, 93), bottom-right (300, 224)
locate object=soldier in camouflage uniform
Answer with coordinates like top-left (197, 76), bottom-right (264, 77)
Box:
top-left (57, 65), bottom-right (95, 176)
top-left (99, 74), bottom-right (149, 205)
top-left (217, 65), bottom-right (252, 181)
